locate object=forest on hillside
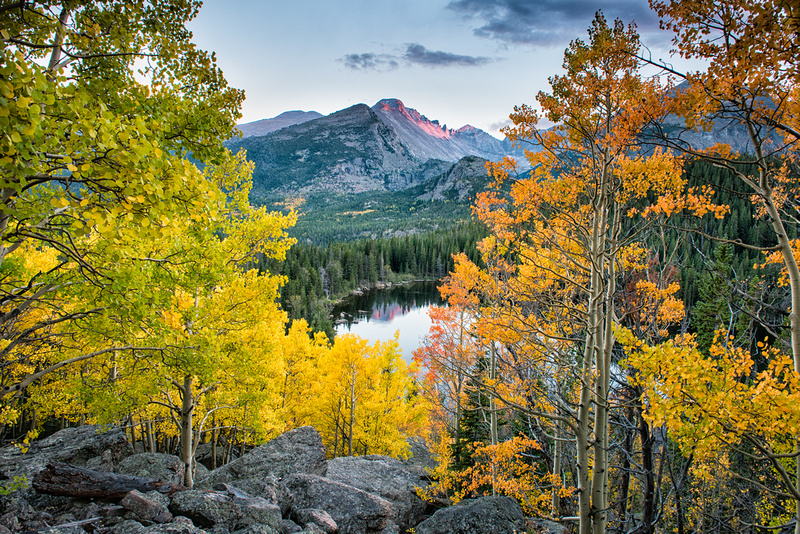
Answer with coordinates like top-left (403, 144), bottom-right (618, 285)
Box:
top-left (265, 222), bottom-right (487, 336)
top-left (1, 2), bottom-right (800, 534)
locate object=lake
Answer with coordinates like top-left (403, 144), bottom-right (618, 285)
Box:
top-left (332, 281), bottom-right (444, 361)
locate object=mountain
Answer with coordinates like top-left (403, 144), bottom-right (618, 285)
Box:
top-left (370, 99), bottom-right (514, 162)
top-left (233, 103), bottom-right (454, 197)
top-left (236, 110), bottom-right (323, 138)
top-left (229, 99), bottom-right (519, 200)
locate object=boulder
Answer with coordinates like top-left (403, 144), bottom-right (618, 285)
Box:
top-left (117, 453), bottom-right (185, 485)
top-left (212, 483), bottom-right (283, 531)
top-left (107, 516), bottom-right (209, 533)
top-left (280, 519), bottom-right (304, 533)
top-left (414, 496), bottom-right (525, 534)
top-left (194, 462), bottom-right (210, 482)
top-left (212, 478), bottom-right (281, 506)
top-left (405, 437), bottom-right (436, 471)
top-left (198, 427), bottom-right (327, 487)
top-left (0, 425), bottom-right (132, 480)
top-left (523, 518), bottom-right (571, 534)
top-left (282, 473), bottom-right (393, 534)
top-left (104, 520), bottom-right (149, 534)
top-left (119, 490), bottom-right (172, 523)
top-left (232, 526), bottom-right (280, 534)
top-left (169, 489), bottom-right (241, 530)
top-left (327, 455), bottom-right (428, 530)
top-left (292, 508), bottom-right (337, 533)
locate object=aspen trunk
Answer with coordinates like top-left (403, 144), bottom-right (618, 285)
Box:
top-left (145, 420), bottom-right (155, 453)
top-left (211, 415), bottom-right (217, 470)
top-left (490, 343), bottom-right (499, 495)
top-left (179, 375), bottom-right (195, 489)
top-left (348, 378), bottom-right (356, 456)
top-left (552, 420), bottom-right (563, 517)
top-left (749, 132), bottom-right (800, 534)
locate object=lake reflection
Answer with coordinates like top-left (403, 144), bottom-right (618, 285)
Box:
top-left (332, 281), bottom-right (444, 361)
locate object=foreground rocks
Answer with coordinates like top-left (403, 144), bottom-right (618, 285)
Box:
top-left (415, 496), bottom-right (526, 534)
top-left (326, 455), bottom-right (429, 531)
top-left (0, 424), bottom-right (554, 533)
top-left (0, 424), bottom-right (132, 481)
top-left (198, 426), bottom-right (328, 488)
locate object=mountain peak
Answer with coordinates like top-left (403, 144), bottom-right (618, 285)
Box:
top-left (456, 125), bottom-right (479, 134)
top-left (372, 98), bottom-right (452, 140)
top-left (374, 98), bottom-right (406, 111)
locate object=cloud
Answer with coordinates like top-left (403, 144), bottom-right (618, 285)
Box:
top-left (340, 53), bottom-right (400, 71)
top-left (447, 0), bottom-right (661, 47)
top-left (340, 44), bottom-right (494, 71)
top-left (403, 44), bottom-right (493, 67)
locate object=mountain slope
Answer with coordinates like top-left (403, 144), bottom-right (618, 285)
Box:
top-left (232, 103), bottom-right (452, 196)
top-left (236, 110), bottom-right (323, 138)
top-left (371, 98), bottom-right (515, 162)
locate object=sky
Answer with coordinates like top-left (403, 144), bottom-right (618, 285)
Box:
top-left (188, 0), bottom-right (684, 138)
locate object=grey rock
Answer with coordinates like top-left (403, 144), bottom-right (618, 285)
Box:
top-left (232, 525), bottom-right (280, 534)
top-left (112, 515), bottom-right (210, 534)
top-left (147, 516), bottom-right (210, 533)
top-left (0, 425), bottom-right (132, 480)
top-left (283, 473), bottom-right (392, 534)
top-left (86, 448), bottom-right (115, 472)
top-left (235, 497), bottom-right (282, 530)
top-left (146, 520), bottom-right (211, 534)
top-left (194, 462), bottom-right (210, 481)
top-left (208, 478), bottom-right (281, 504)
top-left (327, 455), bottom-right (428, 531)
top-left (105, 519), bottom-right (148, 534)
top-left (120, 489), bottom-right (173, 523)
top-left (199, 427), bottom-right (327, 487)
top-left (209, 484), bottom-right (283, 532)
top-left (118, 453), bottom-right (185, 485)
top-left (414, 496), bottom-right (525, 534)
top-left (292, 508), bottom-right (337, 533)
top-left (209, 481), bottom-right (284, 530)
top-left (405, 437), bottom-right (436, 470)
top-left (380, 520), bottom-right (401, 534)
top-left (169, 490), bottom-right (241, 530)
top-left (0, 525), bottom-right (11, 534)
top-left (523, 518), bottom-right (570, 534)
top-left (0, 512), bottom-right (20, 532)
top-left (281, 519), bottom-right (304, 533)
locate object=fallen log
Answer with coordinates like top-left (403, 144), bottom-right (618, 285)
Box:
top-left (33, 462), bottom-right (187, 500)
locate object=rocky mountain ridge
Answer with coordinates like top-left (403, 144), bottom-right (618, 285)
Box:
top-left (236, 111), bottom-right (324, 139)
top-left (229, 99), bottom-right (518, 200)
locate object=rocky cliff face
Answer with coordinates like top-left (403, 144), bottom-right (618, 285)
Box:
top-left (370, 99), bottom-right (513, 163)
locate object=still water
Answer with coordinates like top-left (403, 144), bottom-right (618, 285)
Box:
top-left (332, 281), bottom-right (444, 361)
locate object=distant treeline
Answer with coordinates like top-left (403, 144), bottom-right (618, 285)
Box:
top-left (259, 222), bottom-right (487, 336)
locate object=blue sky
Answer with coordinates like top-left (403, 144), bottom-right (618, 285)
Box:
top-left (188, 0), bottom-right (682, 137)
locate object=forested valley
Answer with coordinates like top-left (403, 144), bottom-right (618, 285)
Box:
top-left (2, 2), bottom-right (800, 534)
top-left (266, 222), bottom-right (486, 336)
